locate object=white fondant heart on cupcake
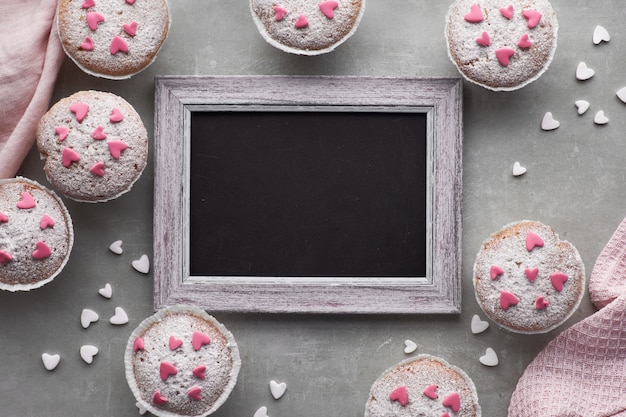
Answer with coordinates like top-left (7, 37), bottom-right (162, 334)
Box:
top-left (253, 406), bottom-right (269, 417)
top-left (470, 314), bottom-right (489, 334)
top-left (80, 344), bottom-right (98, 364)
top-left (479, 347), bottom-right (499, 366)
top-left (270, 380), bottom-right (287, 399)
top-left (110, 306), bottom-right (129, 325)
top-left (594, 110), bottom-right (609, 125)
top-left (592, 25), bottom-right (610, 44)
top-left (574, 100), bottom-right (590, 115)
top-left (541, 112), bottom-right (560, 131)
top-left (404, 339), bottom-right (418, 354)
top-left (98, 283), bottom-right (112, 299)
top-left (81, 308), bottom-right (99, 329)
top-left (42, 353), bottom-right (61, 371)
top-left (512, 162), bottom-right (527, 177)
top-left (132, 254), bottom-right (150, 274)
top-left (576, 62), bottom-right (595, 81)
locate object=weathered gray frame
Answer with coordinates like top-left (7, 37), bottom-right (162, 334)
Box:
top-left (153, 76), bottom-right (462, 314)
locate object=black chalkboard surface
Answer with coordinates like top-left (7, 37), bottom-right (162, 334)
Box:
top-left (189, 111), bottom-right (427, 278)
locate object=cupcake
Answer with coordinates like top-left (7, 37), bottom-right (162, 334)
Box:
top-left (365, 354), bottom-right (481, 417)
top-left (473, 220), bottom-right (586, 334)
top-left (36, 90), bottom-right (148, 203)
top-left (445, 0), bottom-right (558, 91)
top-left (125, 306), bottom-right (241, 417)
top-left (250, 0), bottom-right (365, 55)
top-left (57, 0), bottom-right (170, 79)
top-left (0, 177), bottom-right (74, 291)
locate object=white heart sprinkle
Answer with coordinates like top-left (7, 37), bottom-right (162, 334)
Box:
top-left (512, 162), bottom-right (527, 177)
top-left (41, 353), bottom-right (61, 371)
top-left (98, 283), bottom-right (112, 299)
top-left (136, 402), bottom-right (147, 415)
top-left (270, 380), bottom-right (287, 400)
top-left (80, 344), bottom-right (99, 364)
top-left (253, 406), bottom-right (269, 417)
top-left (80, 308), bottom-right (99, 329)
top-left (109, 240), bottom-right (123, 255)
top-left (404, 339), bottom-right (417, 354)
top-left (576, 62), bottom-right (595, 81)
top-left (594, 110), bottom-right (609, 125)
top-left (110, 306), bottom-right (129, 325)
top-left (574, 100), bottom-right (590, 115)
top-left (593, 25), bottom-right (610, 44)
top-left (616, 87), bottom-right (626, 104)
top-left (470, 314), bottom-right (489, 334)
top-left (479, 347), bottom-right (499, 367)
top-left (132, 254), bottom-right (150, 274)
top-left (541, 112), bottom-right (560, 131)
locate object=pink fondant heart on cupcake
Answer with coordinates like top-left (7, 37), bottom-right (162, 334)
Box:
top-left (152, 391), bottom-right (167, 405)
top-left (110, 36), bottom-right (129, 54)
top-left (169, 336), bottom-right (183, 350)
top-left (476, 31), bottom-right (490, 46)
top-left (109, 108), bottom-right (124, 123)
top-left (192, 365), bottom-right (206, 379)
top-left (442, 392), bottom-right (461, 413)
top-left (500, 4), bottom-right (514, 19)
top-left (92, 126), bottom-right (107, 140)
top-left (86, 12), bottom-right (105, 31)
top-left (32, 241), bottom-right (52, 260)
top-left (69, 102), bottom-right (89, 122)
top-left (526, 232), bottom-right (544, 251)
top-left (495, 48), bottom-right (515, 66)
top-left (17, 191), bottom-right (36, 209)
top-left (273, 6), bottom-right (288, 21)
top-left (389, 385), bottom-right (409, 406)
top-left (62, 147), bottom-right (81, 167)
top-left (294, 13), bottom-right (309, 28)
top-left (490, 265), bottom-right (504, 280)
top-left (159, 361), bottom-right (178, 381)
top-left (464, 4), bottom-right (483, 23)
top-left (188, 386), bottom-right (202, 401)
top-left (40, 214), bottom-right (55, 230)
top-left (525, 267), bottom-right (539, 282)
top-left (192, 331), bottom-right (211, 350)
top-left (80, 36), bottom-right (94, 51)
top-left (423, 384), bottom-right (438, 400)
top-left (0, 212), bottom-right (7, 223)
top-left (81, 0), bottom-right (95, 8)
top-left (90, 162), bottom-right (106, 177)
top-left (123, 21), bottom-right (138, 37)
top-left (133, 337), bottom-right (144, 352)
top-left (0, 250), bottom-right (13, 265)
top-left (535, 295), bottom-right (549, 310)
top-left (500, 290), bottom-right (519, 310)
top-left (55, 126), bottom-right (69, 141)
top-left (550, 272), bottom-right (568, 292)
top-left (319, 1), bottom-right (338, 19)
top-left (108, 141), bottom-right (128, 159)
top-left (518, 33), bottom-right (532, 49)
top-left (523, 10), bottom-right (542, 28)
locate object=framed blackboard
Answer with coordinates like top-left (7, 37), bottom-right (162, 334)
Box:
top-left (153, 76), bottom-right (462, 314)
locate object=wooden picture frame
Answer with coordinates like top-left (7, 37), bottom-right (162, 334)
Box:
top-left (153, 76), bottom-right (462, 314)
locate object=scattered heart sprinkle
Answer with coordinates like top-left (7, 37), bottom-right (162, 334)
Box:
top-left (110, 306), bottom-right (129, 325)
top-left (98, 283), bottom-right (112, 299)
top-left (616, 87), bottom-right (626, 104)
top-left (479, 347), bottom-right (499, 367)
top-left (541, 112), bottom-right (560, 131)
top-left (132, 254), bottom-right (150, 274)
top-left (594, 110), bottom-right (609, 125)
top-left (576, 62), bottom-right (595, 81)
top-left (512, 162), bottom-right (527, 177)
top-left (270, 380), bottom-right (287, 400)
top-left (404, 339), bottom-right (418, 354)
top-left (80, 344), bottom-right (99, 364)
top-left (593, 25), bottom-right (610, 44)
top-left (80, 308), bottom-right (99, 329)
top-left (42, 353), bottom-right (61, 371)
top-left (574, 100), bottom-right (590, 115)
top-left (136, 402), bottom-right (147, 415)
top-left (109, 240), bottom-right (123, 255)
top-left (470, 314), bottom-right (489, 334)
top-left (253, 406), bottom-right (269, 417)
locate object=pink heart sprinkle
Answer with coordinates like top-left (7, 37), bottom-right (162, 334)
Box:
top-left (169, 336), bottom-right (183, 350)
top-left (192, 331), bottom-right (211, 351)
top-left (526, 232), bottom-right (544, 251)
top-left (500, 290), bottom-right (519, 310)
top-left (70, 102), bottom-right (89, 122)
top-left (123, 21), bottom-right (138, 37)
top-left (490, 265), bottom-right (504, 280)
top-left (80, 36), bottom-right (94, 51)
top-left (0, 250), bottom-right (13, 266)
top-left (86, 12), bottom-right (105, 31)
top-left (442, 392), bottom-right (461, 413)
top-left (32, 241), bottom-right (52, 260)
top-left (423, 384), bottom-right (438, 400)
top-left (523, 10), bottom-right (542, 28)
top-left (550, 272), bottom-right (568, 292)
top-left (525, 267), bottom-right (539, 282)
top-left (441, 413), bottom-right (451, 417)
top-left (55, 126), bottom-right (69, 141)
top-left (108, 141), bottom-right (128, 159)
top-left (90, 162), bottom-right (106, 177)
top-left (17, 192), bottom-right (36, 209)
top-left (389, 385), bottom-right (409, 406)
top-left (274, 6), bottom-right (288, 21)
top-left (188, 386), bottom-right (202, 401)
top-left (109, 108), bottom-right (124, 123)
top-left (495, 47), bottom-right (515, 67)
top-left (535, 295), bottom-right (549, 310)
top-left (159, 361), bottom-right (177, 381)
top-left (110, 36), bottom-right (129, 55)
top-left (464, 4), bottom-right (483, 23)
top-left (40, 214), bottom-right (55, 230)
top-left (92, 126), bottom-right (107, 141)
top-left (319, 1), bottom-right (338, 19)
top-left (476, 31), bottom-right (490, 46)
top-left (192, 365), bottom-right (206, 379)
top-left (518, 33), bottom-right (532, 49)
top-left (82, 0), bottom-right (95, 8)
top-left (152, 391), bottom-right (167, 405)
top-left (126, 0), bottom-right (136, 4)
top-left (500, 4), bottom-right (514, 19)
top-left (294, 13), bottom-right (309, 29)
top-left (0, 211), bottom-right (7, 223)
top-left (133, 337), bottom-right (144, 352)
top-left (62, 147), bottom-right (81, 168)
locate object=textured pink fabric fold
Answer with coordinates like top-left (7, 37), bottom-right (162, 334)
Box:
top-left (509, 216), bottom-right (626, 417)
top-left (0, 0), bottom-right (64, 179)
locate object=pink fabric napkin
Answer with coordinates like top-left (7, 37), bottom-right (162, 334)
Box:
top-left (508, 217), bottom-right (626, 416)
top-left (0, 0), bottom-right (64, 179)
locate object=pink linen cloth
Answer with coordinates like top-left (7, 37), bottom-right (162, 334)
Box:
top-left (0, 0), bottom-right (64, 179)
top-left (508, 217), bottom-right (626, 416)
